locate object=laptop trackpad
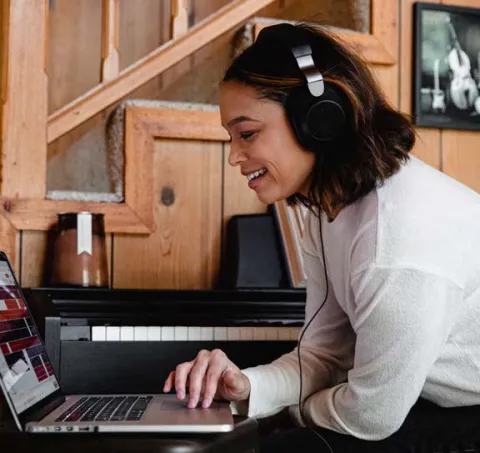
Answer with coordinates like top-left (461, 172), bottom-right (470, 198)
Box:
top-left (159, 398), bottom-right (224, 411)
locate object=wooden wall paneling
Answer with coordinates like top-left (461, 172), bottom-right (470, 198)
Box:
top-left (189, 0), bottom-right (232, 78)
top-left (277, 0), bottom-right (369, 32)
top-left (440, 0), bottom-right (480, 192)
top-left (370, 0), bottom-right (399, 107)
top-left (113, 139), bottom-right (223, 289)
top-left (161, 0), bottom-right (237, 103)
top-left (20, 232), bottom-right (48, 287)
top-left (442, 131), bottom-right (480, 193)
top-left (252, 0), bottom-right (283, 17)
top-left (112, 106), bottom-right (228, 289)
top-left (48, 0), bottom-right (102, 113)
top-left (47, 0), bottom-right (104, 163)
top-left (118, 0), bottom-right (167, 98)
top-left (399, 0), bottom-right (441, 170)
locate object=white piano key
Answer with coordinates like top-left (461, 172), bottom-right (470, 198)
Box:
top-left (134, 326), bottom-right (148, 341)
top-left (188, 326), bottom-right (202, 341)
top-left (253, 328), bottom-right (267, 341)
top-left (239, 327), bottom-right (253, 340)
top-left (200, 327), bottom-right (214, 341)
top-left (106, 326), bottom-right (120, 341)
top-left (213, 327), bottom-right (227, 341)
top-left (147, 326), bottom-right (161, 341)
top-left (120, 326), bottom-right (134, 341)
top-left (174, 326), bottom-right (188, 341)
top-left (161, 326), bottom-right (174, 341)
top-left (92, 326), bottom-right (106, 341)
top-left (278, 327), bottom-right (291, 340)
top-left (227, 327), bottom-right (241, 340)
top-left (289, 327), bottom-right (301, 341)
top-left (264, 327), bottom-right (279, 340)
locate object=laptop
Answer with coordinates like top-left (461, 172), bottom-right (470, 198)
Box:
top-left (0, 251), bottom-right (234, 434)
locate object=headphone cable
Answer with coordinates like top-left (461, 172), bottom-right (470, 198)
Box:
top-left (297, 213), bottom-right (334, 452)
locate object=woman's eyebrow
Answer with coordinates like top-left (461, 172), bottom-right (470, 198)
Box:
top-left (226, 115), bottom-right (261, 128)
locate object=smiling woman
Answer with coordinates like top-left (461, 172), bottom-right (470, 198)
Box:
top-left (220, 82), bottom-right (315, 205)
top-left (165, 21), bottom-right (480, 453)
top-left (220, 22), bottom-right (415, 221)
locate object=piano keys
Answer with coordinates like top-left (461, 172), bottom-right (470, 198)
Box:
top-left (23, 287), bottom-right (306, 395)
top-left (91, 325), bottom-right (302, 342)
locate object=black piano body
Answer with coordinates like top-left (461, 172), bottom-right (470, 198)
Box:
top-left (24, 288), bottom-right (306, 396)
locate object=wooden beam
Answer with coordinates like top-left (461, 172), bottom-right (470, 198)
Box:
top-left (253, 22), bottom-right (396, 66)
top-left (1, 0), bottom-right (48, 198)
top-left (0, 199), bottom-right (151, 234)
top-left (102, 0), bottom-right (120, 81)
top-left (133, 106), bottom-right (229, 141)
top-left (124, 107), bottom-right (155, 232)
top-left (47, 0), bottom-right (277, 143)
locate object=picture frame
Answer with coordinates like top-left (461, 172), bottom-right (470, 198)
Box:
top-left (413, 2), bottom-right (480, 131)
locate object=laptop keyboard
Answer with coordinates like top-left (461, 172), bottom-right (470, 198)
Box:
top-left (55, 395), bottom-right (153, 422)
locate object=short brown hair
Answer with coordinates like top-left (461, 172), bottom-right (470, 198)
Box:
top-left (223, 22), bottom-right (415, 220)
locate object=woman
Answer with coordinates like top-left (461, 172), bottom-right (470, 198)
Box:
top-left (164, 23), bottom-right (480, 451)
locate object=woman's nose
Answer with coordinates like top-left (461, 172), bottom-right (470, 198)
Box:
top-left (228, 143), bottom-right (247, 167)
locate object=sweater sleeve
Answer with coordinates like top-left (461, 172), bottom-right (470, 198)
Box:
top-left (234, 214), bottom-right (355, 419)
top-left (302, 265), bottom-right (462, 440)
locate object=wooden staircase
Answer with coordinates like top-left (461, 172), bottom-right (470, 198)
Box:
top-left (0, 0), bottom-right (399, 278)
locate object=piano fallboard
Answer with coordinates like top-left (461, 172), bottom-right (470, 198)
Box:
top-left (24, 288), bottom-right (306, 395)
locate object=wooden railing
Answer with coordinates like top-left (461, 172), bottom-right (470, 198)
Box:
top-left (46, 0), bottom-right (277, 144)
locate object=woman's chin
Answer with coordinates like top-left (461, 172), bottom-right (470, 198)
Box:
top-left (255, 191), bottom-right (286, 205)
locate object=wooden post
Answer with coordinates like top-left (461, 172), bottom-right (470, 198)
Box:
top-left (1, 0), bottom-right (48, 200)
top-left (0, 0), bottom-right (48, 272)
top-left (171, 0), bottom-right (189, 39)
top-left (102, 0), bottom-right (120, 81)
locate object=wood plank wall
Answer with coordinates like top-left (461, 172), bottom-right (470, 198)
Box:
top-left (18, 0), bottom-right (480, 289)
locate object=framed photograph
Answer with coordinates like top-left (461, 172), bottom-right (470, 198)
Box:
top-left (413, 2), bottom-right (480, 131)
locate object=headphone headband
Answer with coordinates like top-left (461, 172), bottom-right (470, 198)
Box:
top-left (292, 44), bottom-right (324, 97)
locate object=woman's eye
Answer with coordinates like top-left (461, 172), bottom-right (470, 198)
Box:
top-left (240, 131), bottom-right (256, 140)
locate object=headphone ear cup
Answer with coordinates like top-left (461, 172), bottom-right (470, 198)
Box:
top-left (286, 84), bottom-right (347, 150)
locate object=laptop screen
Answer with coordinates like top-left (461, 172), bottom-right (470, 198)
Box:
top-left (0, 258), bottom-right (60, 415)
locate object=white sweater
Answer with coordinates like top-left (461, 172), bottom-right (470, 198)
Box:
top-left (236, 156), bottom-right (480, 440)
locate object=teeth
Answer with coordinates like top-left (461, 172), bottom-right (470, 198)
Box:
top-left (247, 168), bottom-right (267, 181)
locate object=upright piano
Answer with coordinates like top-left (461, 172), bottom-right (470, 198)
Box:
top-left (24, 288), bottom-right (306, 396)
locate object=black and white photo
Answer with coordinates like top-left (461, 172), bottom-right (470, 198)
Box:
top-left (414, 2), bottom-right (480, 131)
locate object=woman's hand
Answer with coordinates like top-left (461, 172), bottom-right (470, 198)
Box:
top-left (163, 349), bottom-right (251, 409)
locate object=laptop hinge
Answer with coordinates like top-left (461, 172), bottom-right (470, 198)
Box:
top-left (24, 395), bottom-right (66, 423)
